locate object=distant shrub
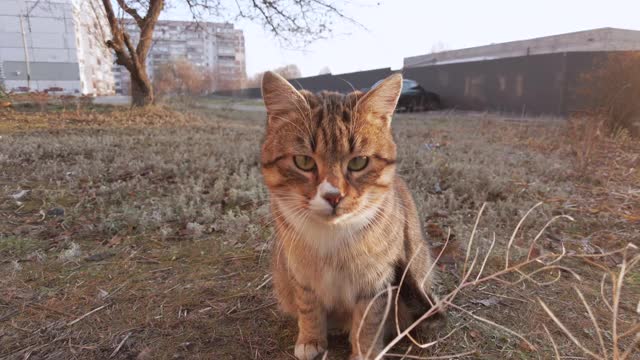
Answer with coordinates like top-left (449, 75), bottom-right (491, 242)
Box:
top-left (576, 52), bottom-right (640, 136)
top-left (0, 84), bottom-right (10, 108)
top-left (154, 60), bottom-right (214, 98)
top-left (245, 64), bottom-right (302, 88)
top-left (59, 95), bottom-right (77, 114)
top-left (565, 115), bottom-right (604, 175)
top-left (78, 95), bottom-right (94, 113)
top-left (30, 91), bottom-right (50, 112)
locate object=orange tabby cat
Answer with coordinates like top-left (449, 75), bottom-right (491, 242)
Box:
top-left (261, 71), bottom-right (437, 360)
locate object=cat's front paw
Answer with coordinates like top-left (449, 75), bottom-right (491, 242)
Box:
top-left (294, 341), bottom-right (326, 360)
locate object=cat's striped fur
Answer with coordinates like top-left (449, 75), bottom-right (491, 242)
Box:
top-left (260, 71), bottom-right (437, 360)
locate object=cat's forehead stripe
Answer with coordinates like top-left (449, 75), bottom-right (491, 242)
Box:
top-left (306, 92), bottom-right (355, 157)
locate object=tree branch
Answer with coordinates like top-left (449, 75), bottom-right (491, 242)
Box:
top-left (307, 0), bottom-right (362, 27)
top-left (101, 0), bottom-right (121, 39)
top-left (136, 0), bottom-right (163, 61)
top-left (102, 0), bottom-right (138, 73)
top-left (250, 0), bottom-right (279, 36)
top-left (122, 32), bottom-right (140, 69)
top-left (115, 0), bottom-right (144, 26)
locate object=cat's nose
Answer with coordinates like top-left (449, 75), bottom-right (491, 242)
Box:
top-left (323, 193), bottom-right (343, 208)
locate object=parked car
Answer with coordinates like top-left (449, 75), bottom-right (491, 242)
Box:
top-left (367, 78), bottom-right (442, 112)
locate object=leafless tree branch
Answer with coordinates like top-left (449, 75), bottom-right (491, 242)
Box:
top-left (115, 0), bottom-right (144, 26)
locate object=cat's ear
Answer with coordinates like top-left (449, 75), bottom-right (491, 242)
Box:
top-left (356, 73), bottom-right (402, 127)
top-left (261, 71), bottom-right (308, 122)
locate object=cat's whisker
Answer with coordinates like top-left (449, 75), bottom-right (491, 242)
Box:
top-left (275, 206), bottom-right (308, 269)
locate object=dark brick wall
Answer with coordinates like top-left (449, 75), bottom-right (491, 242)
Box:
top-left (563, 52), bottom-right (611, 114)
top-left (211, 53), bottom-right (634, 116)
top-left (403, 53), bottom-right (569, 115)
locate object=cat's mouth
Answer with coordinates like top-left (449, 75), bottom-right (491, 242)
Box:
top-left (310, 208), bottom-right (347, 223)
top-left (307, 194), bottom-right (378, 226)
top-left (310, 203), bottom-right (372, 226)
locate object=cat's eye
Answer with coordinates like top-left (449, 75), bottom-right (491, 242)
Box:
top-left (347, 156), bottom-right (369, 171)
top-left (293, 155), bottom-right (316, 171)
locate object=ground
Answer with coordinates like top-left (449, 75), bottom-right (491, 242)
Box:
top-left (0, 101), bottom-right (638, 359)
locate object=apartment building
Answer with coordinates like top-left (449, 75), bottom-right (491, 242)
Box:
top-left (113, 20), bottom-right (246, 94)
top-left (0, 0), bottom-right (114, 94)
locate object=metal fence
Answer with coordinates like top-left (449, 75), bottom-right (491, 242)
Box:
top-left (212, 52), bottom-right (616, 116)
top-left (403, 51), bottom-right (612, 116)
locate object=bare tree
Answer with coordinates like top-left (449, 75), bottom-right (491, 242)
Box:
top-left (429, 41), bottom-right (449, 54)
top-left (100, 0), bottom-right (359, 106)
top-left (575, 52), bottom-right (640, 136)
top-left (318, 66), bottom-right (331, 75)
top-left (246, 64), bottom-right (301, 87)
top-left (154, 60), bottom-right (215, 96)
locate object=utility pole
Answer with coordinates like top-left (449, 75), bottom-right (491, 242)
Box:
top-left (19, 15), bottom-right (32, 90)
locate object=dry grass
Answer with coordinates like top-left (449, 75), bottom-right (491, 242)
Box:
top-left (0, 104), bottom-right (638, 359)
top-left (0, 101), bottom-right (202, 133)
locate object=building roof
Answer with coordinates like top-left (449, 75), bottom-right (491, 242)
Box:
top-left (404, 27), bottom-right (640, 68)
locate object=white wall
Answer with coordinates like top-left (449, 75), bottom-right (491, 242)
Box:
top-left (71, 0), bottom-right (115, 95)
top-left (0, 0), bottom-right (114, 94)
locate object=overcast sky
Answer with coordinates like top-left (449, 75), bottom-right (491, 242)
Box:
top-left (166, 0), bottom-right (640, 77)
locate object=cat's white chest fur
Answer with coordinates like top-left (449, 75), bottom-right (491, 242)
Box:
top-left (318, 267), bottom-right (358, 309)
top-left (278, 193), bottom-right (391, 308)
top-left (315, 255), bottom-right (391, 310)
